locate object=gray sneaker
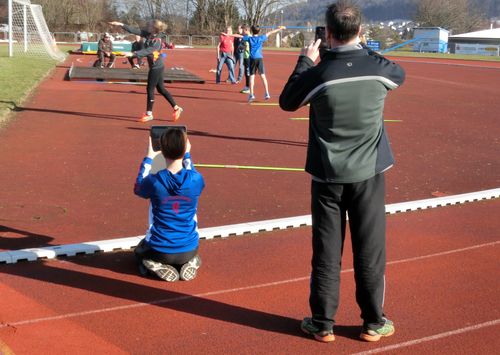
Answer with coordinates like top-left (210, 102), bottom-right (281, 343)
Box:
top-left (180, 255), bottom-right (202, 281)
top-left (142, 259), bottom-right (179, 282)
top-left (300, 317), bottom-right (335, 343)
top-left (360, 318), bottom-right (395, 342)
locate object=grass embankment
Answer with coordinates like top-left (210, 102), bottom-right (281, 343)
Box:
top-left (0, 45), bottom-right (75, 126)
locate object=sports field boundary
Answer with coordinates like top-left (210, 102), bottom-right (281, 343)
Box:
top-left (0, 188), bottom-right (498, 264)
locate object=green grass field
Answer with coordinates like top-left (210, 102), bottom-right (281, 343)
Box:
top-left (0, 45), bottom-right (75, 126)
top-left (386, 50), bottom-right (500, 62)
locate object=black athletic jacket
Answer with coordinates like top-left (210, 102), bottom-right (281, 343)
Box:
top-left (122, 25), bottom-right (163, 69)
top-left (280, 47), bottom-right (405, 183)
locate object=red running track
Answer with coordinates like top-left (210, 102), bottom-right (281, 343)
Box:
top-left (0, 200), bottom-right (499, 354)
top-left (0, 48), bottom-right (499, 248)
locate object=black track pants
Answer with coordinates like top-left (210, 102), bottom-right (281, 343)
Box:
top-left (309, 173), bottom-right (387, 331)
top-left (147, 66), bottom-right (176, 112)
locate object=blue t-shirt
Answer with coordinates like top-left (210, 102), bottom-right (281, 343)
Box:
top-left (243, 34), bottom-right (268, 59)
top-left (134, 153), bottom-right (205, 254)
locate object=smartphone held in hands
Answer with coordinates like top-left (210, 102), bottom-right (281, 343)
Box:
top-left (315, 27), bottom-right (327, 47)
top-left (315, 26), bottom-right (329, 59)
top-left (150, 125), bottom-right (187, 151)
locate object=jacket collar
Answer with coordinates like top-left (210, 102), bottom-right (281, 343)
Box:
top-left (322, 47), bottom-right (369, 60)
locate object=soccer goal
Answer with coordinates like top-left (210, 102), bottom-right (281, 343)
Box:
top-left (7, 0), bottom-right (65, 61)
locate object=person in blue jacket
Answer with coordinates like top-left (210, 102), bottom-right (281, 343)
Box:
top-left (133, 128), bottom-right (205, 281)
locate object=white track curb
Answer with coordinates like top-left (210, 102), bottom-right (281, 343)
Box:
top-left (1, 188), bottom-right (498, 264)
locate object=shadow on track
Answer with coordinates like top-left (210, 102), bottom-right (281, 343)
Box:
top-left (2, 251), bottom-right (307, 339)
top-left (0, 226), bottom-right (54, 250)
top-left (0, 101), bottom-right (138, 122)
top-left (127, 127), bottom-right (307, 147)
top-left (100, 89), bottom-right (246, 103)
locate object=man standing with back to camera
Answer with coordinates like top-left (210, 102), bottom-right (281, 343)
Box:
top-left (280, 0), bottom-right (405, 343)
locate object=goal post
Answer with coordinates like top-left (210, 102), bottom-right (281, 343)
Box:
top-left (7, 0), bottom-right (66, 61)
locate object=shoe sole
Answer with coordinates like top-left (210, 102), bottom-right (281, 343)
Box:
top-left (142, 259), bottom-right (179, 282)
top-left (359, 328), bottom-right (395, 342)
top-left (180, 265), bottom-right (197, 281)
top-left (180, 255), bottom-right (201, 281)
top-left (300, 324), bottom-right (335, 343)
top-left (139, 117), bottom-right (154, 122)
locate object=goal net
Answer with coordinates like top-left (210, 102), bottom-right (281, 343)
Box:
top-left (8, 0), bottom-right (66, 61)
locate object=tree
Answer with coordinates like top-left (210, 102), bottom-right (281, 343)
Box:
top-left (191, 0), bottom-right (240, 34)
top-left (239, 0), bottom-right (287, 26)
top-left (415, 0), bottom-right (487, 34)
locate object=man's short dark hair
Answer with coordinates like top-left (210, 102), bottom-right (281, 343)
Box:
top-left (160, 128), bottom-right (187, 160)
top-left (325, 1), bottom-right (362, 42)
top-left (251, 25), bottom-right (260, 35)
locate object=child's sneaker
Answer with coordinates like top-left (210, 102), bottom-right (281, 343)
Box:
top-left (180, 255), bottom-right (202, 281)
top-left (248, 94), bottom-right (255, 103)
top-left (264, 93), bottom-right (271, 100)
top-left (172, 107), bottom-right (183, 121)
top-left (360, 318), bottom-right (395, 342)
top-left (240, 87), bottom-right (250, 94)
top-left (300, 317), bottom-right (335, 343)
top-left (142, 259), bottom-right (179, 282)
top-left (139, 112), bottom-right (154, 122)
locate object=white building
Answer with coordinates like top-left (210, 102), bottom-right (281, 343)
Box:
top-left (413, 27), bottom-right (449, 53)
top-left (448, 28), bottom-right (500, 56)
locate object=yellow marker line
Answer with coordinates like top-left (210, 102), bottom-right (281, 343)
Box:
top-left (250, 103), bottom-right (311, 107)
top-left (290, 118), bottom-right (403, 122)
top-left (195, 163), bottom-right (304, 172)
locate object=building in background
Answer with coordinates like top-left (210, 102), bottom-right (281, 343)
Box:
top-left (448, 28), bottom-right (500, 56)
top-left (413, 27), bottom-right (449, 53)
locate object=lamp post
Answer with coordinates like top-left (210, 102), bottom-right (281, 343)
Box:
top-left (186, 0), bottom-right (189, 32)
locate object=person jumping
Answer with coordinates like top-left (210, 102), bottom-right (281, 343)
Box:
top-left (109, 20), bottom-right (183, 122)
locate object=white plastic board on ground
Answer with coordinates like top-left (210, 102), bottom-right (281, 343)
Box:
top-left (1, 188), bottom-right (498, 264)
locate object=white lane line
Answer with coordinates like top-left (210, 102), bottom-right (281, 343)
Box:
top-left (1, 240), bottom-right (498, 329)
top-left (352, 319), bottom-right (500, 355)
top-left (386, 241), bottom-right (500, 266)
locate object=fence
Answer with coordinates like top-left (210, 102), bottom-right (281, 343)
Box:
top-left (50, 31), bottom-right (310, 48)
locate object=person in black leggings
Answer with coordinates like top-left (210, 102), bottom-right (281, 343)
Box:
top-left (109, 20), bottom-right (183, 122)
top-left (128, 35), bottom-right (144, 68)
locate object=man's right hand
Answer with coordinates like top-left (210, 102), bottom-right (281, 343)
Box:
top-left (301, 38), bottom-right (322, 63)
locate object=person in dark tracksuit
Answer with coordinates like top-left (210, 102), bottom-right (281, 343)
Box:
top-left (109, 20), bottom-right (183, 122)
top-left (128, 35), bottom-right (144, 68)
top-left (233, 25), bottom-right (245, 83)
top-left (279, 0), bottom-right (405, 344)
top-left (95, 33), bottom-right (115, 68)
